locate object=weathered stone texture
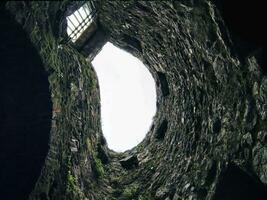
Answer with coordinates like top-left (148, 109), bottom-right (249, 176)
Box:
top-left (3, 0), bottom-right (267, 199)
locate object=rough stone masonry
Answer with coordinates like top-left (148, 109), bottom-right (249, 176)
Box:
top-left (1, 1), bottom-right (267, 200)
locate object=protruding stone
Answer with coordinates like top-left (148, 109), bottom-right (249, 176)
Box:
top-left (155, 187), bottom-right (169, 200)
top-left (70, 138), bottom-right (79, 152)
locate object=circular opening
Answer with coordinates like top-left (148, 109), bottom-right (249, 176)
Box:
top-left (92, 42), bottom-right (157, 152)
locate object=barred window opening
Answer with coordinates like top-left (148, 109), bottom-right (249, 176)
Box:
top-left (66, 2), bottom-right (96, 42)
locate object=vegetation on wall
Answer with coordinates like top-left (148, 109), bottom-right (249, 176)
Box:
top-left (5, 1), bottom-right (267, 199)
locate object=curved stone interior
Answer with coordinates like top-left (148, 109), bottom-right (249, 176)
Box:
top-left (2, 1), bottom-right (267, 200)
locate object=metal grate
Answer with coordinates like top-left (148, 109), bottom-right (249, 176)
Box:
top-left (66, 1), bottom-right (97, 43)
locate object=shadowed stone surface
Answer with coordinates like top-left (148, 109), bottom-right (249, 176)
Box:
top-left (213, 164), bottom-right (267, 200)
top-left (120, 155), bottom-right (139, 170)
top-left (2, 1), bottom-right (267, 199)
top-left (0, 7), bottom-right (52, 200)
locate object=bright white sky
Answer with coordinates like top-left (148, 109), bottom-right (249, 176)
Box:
top-left (92, 42), bottom-right (156, 152)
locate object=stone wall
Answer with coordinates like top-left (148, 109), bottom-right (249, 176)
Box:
top-left (3, 1), bottom-right (267, 200)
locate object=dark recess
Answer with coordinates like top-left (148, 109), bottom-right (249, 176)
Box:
top-left (212, 117), bottom-right (221, 135)
top-left (205, 161), bottom-right (217, 185)
top-left (0, 6), bottom-right (52, 200)
top-left (119, 155), bottom-right (139, 170)
top-left (213, 164), bottom-right (267, 200)
top-left (121, 34), bottom-right (142, 53)
top-left (97, 143), bottom-right (109, 164)
top-left (157, 72), bottom-right (170, 97)
top-left (155, 119), bottom-right (168, 140)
